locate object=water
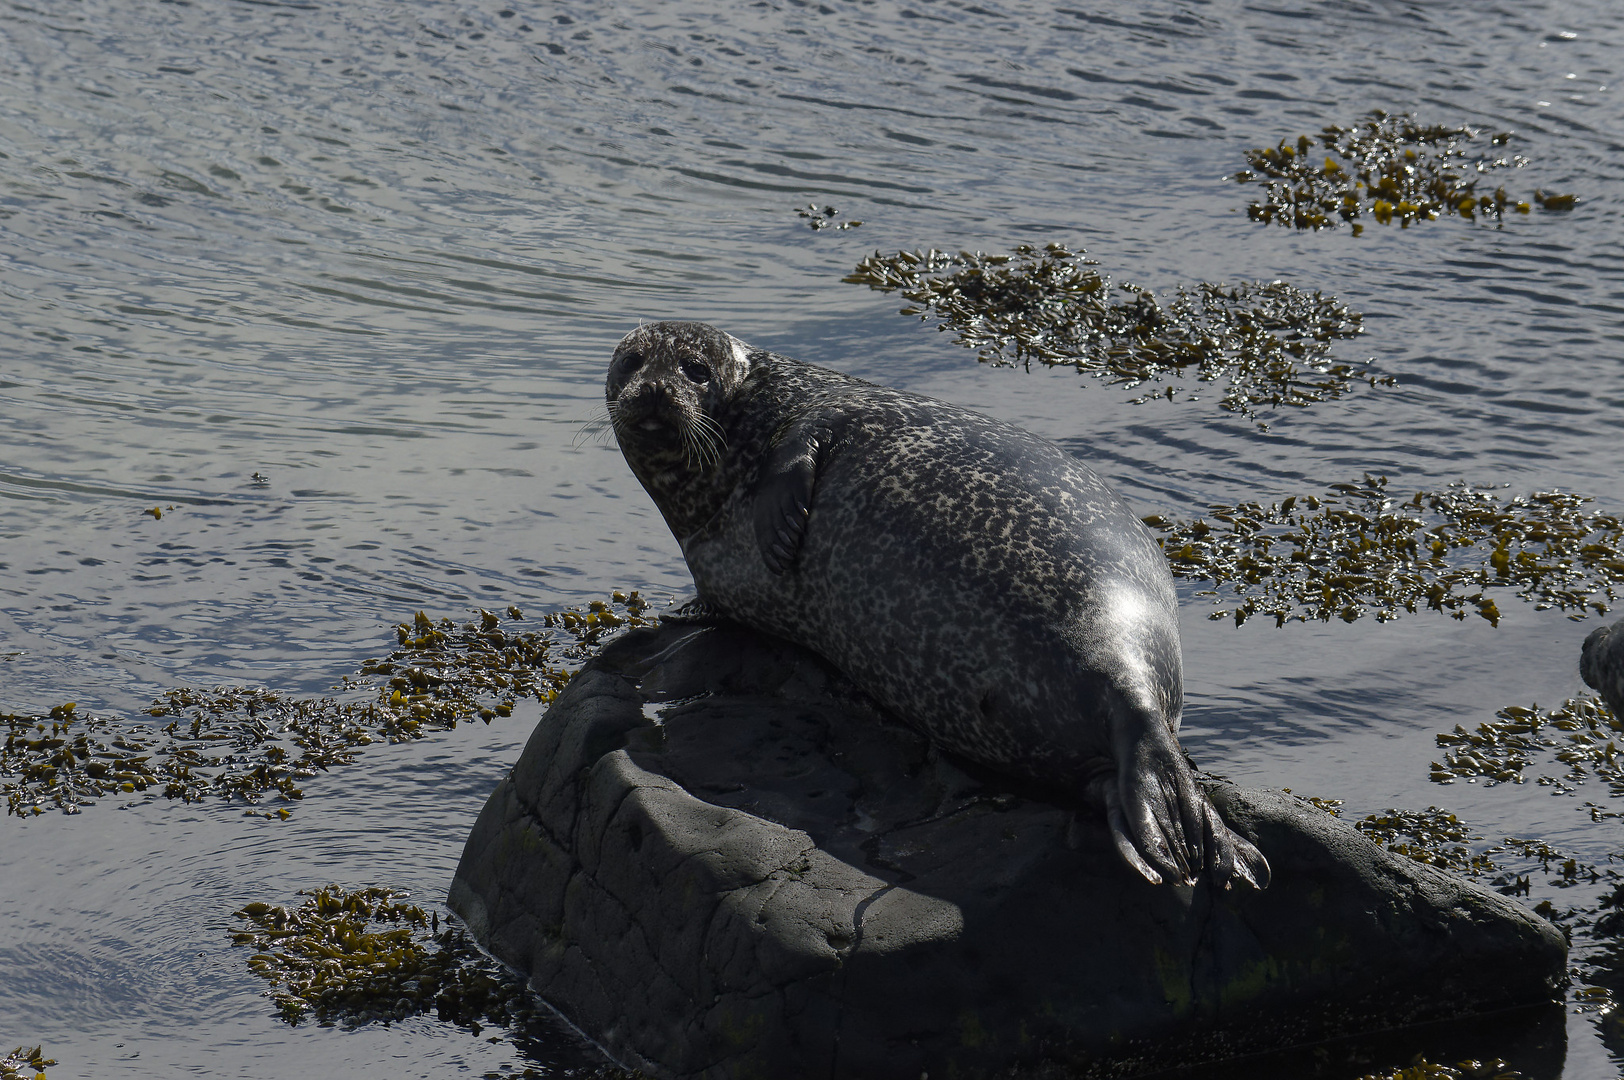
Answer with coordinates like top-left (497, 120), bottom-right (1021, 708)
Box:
top-left (2, 0), bottom-right (1621, 1075)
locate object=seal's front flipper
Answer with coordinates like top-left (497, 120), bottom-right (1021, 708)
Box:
top-left (753, 415), bottom-right (835, 575)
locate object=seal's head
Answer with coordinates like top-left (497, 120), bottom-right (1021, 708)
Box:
top-left (608, 321), bottom-right (755, 536)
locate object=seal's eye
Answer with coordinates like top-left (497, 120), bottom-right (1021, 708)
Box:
top-left (680, 357), bottom-right (712, 384)
top-left (618, 350), bottom-right (645, 373)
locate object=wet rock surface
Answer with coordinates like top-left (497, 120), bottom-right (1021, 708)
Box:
top-left (449, 621), bottom-right (1566, 1079)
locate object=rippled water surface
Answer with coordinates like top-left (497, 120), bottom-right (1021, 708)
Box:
top-left (3, 0), bottom-right (1622, 1075)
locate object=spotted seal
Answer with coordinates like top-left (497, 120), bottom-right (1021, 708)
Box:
top-left (606, 320), bottom-right (1269, 889)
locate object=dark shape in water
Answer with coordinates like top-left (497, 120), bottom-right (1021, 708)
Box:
top-left (1141, 475), bottom-right (1624, 627)
top-left (1589, 879), bottom-right (1624, 1059)
top-left (1581, 618), bottom-right (1624, 720)
top-left (1235, 110), bottom-right (1534, 232)
top-left (845, 242), bottom-right (1374, 423)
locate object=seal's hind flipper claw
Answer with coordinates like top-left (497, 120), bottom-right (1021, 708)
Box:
top-left (1108, 802), bottom-right (1162, 885)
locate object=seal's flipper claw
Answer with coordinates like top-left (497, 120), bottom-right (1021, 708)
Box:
top-left (1232, 833), bottom-right (1271, 890)
top-left (1108, 802), bottom-right (1162, 885)
top-left (1202, 803), bottom-right (1237, 888)
top-left (1123, 780), bottom-right (1191, 886)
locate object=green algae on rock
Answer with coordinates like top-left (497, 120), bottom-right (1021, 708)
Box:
top-left (1, 593), bottom-right (654, 819)
top-left (845, 243), bottom-right (1374, 421)
top-left (1433, 695), bottom-right (1623, 799)
top-left (1236, 110), bottom-right (1547, 233)
top-left (0, 1046), bottom-right (55, 1080)
top-left (232, 885), bottom-right (540, 1032)
top-left (1142, 476), bottom-right (1624, 627)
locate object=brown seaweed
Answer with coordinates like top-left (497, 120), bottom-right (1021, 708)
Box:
top-left (846, 243), bottom-right (1373, 422)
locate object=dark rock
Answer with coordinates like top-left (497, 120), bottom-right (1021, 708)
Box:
top-left (449, 621), bottom-right (1566, 1079)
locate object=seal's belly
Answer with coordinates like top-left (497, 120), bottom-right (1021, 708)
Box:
top-left (683, 437), bottom-right (1179, 785)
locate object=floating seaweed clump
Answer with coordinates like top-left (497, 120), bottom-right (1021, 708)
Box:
top-left (360, 591), bottom-right (650, 726)
top-left (1, 593), bottom-right (654, 818)
top-left (232, 885), bottom-right (540, 1031)
top-left (0, 1046), bottom-right (54, 1080)
top-left (1143, 475), bottom-right (1624, 627)
top-left (1343, 803), bottom-right (1607, 896)
top-left (1235, 109), bottom-right (1563, 233)
top-left (796, 203), bottom-right (861, 230)
top-left (845, 243), bottom-right (1374, 422)
top-left (0, 695), bottom-right (381, 818)
top-left (1352, 1058), bottom-right (1523, 1080)
top-left (1432, 696), bottom-right (1623, 799)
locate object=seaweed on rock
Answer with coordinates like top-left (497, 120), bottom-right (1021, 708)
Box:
top-left (1352, 807), bottom-right (1498, 877)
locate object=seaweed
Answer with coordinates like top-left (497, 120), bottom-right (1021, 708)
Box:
top-left (1351, 1058), bottom-right (1523, 1080)
top-left (232, 885), bottom-right (537, 1032)
top-left (2, 593), bottom-right (654, 818)
top-left (1234, 110), bottom-right (1569, 233)
top-left (796, 203), bottom-right (861, 230)
top-left (1304, 794), bottom-right (1612, 900)
top-left (1142, 476), bottom-right (1624, 627)
top-left (845, 243), bottom-right (1373, 422)
top-left (1352, 807), bottom-right (1498, 876)
top-left (1432, 696), bottom-right (1623, 798)
top-left (0, 1047), bottom-right (54, 1080)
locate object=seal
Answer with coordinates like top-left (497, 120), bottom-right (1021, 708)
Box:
top-left (1581, 619), bottom-right (1624, 720)
top-left (607, 320), bottom-right (1269, 889)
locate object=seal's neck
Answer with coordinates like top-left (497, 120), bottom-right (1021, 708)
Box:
top-left (626, 446), bottom-right (733, 544)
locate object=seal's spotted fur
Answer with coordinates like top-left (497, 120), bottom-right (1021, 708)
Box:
top-left (608, 320), bottom-right (1268, 889)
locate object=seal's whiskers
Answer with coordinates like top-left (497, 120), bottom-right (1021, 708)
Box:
top-left (575, 402), bottom-right (618, 448)
top-left (688, 411), bottom-right (727, 472)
